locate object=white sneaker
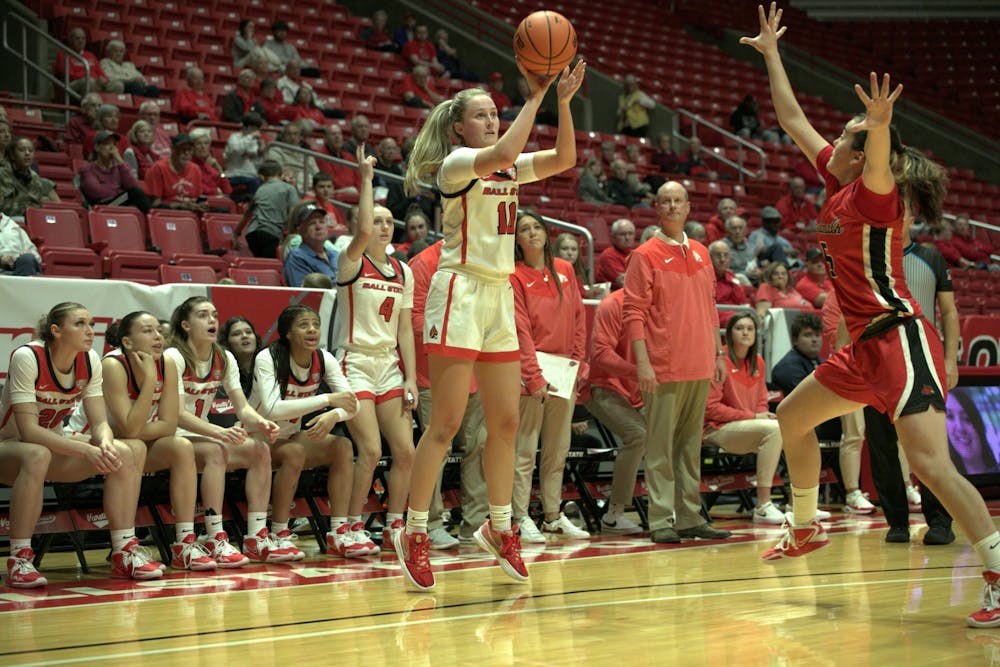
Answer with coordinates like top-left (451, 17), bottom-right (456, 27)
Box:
top-left (844, 489), bottom-right (876, 515)
top-left (428, 527), bottom-right (460, 550)
top-left (787, 506), bottom-right (832, 521)
top-left (517, 517), bottom-right (546, 544)
top-left (752, 501), bottom-right (786, 525)
top-left (906, 484), bottom-right (923, 513)
top-left (542, 513), bottom-right (590, 540)
top-left (601, 511), bottom-right (642, 535)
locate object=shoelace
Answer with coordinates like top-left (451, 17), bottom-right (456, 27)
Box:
top-left (214, 537), bottom-right (242, 557)
top-left (410, 536), bottom-right (431, 570)
top-left (184, 540), bottom-right (213, 562)
top-left (9, 556), bottom-right (38, 577)
top-left (983, 578), bottom-right (1000, 611)
top-left (499, 531), bottom-right (523, 561)
top-left (126, 542), bottom-right (158, 568)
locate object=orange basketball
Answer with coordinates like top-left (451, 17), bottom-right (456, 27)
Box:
top-left (513, 11), bottom-right (577, 77)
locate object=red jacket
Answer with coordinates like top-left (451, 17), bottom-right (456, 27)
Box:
top-left (595, 245), bottom-right (631, 288)
top-left (715, 270), bottom-right (750, 326)
top-left (173, 88), bottom-right (217, 122)
top-left (623, 233), bottom-right (718, 383)
top-left (590, 290), bottom-right (641, 408)
top-left (795, 272), bottom-right (829, 307)
top-left (510, 258), bottom-right (588, 395)
top-left (704, 351), bottom-right (769, 432)
top-left (953, 232), bottom-right (993, 264)
top-left (317, 147), bottom-right (360, 191)
top-left (55, 50), bottom-right (106, 81)
top-left (775, 193), bottom-right (818, 227)
top-left (934, 239), bottom-right (967, 267)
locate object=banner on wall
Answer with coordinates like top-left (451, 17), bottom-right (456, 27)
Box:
top-left (0, 277), bottom-right (336, 380)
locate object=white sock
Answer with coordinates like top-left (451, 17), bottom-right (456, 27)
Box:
top-left (247, 512), bottom-right (267, 537)
top-left (10, 538), bottom-right (32, 554)
top-left (974, 532), bottom-right (1000, 572)
top-left (271, 521), bottom-right (288, 535)
top-left (330, 516), bottom-right (347, 530)
top-left (490, 504), bottom-right (512, 532)
top-left (110, 529), bottom-right (134, 551)
top-left (607, 503), bottom-right (624, 517)
top-left (386, 512), bottom-right (404, 526)
top-left (176, 522), bottom-right (195, 542)
top-left (406, 509), bottom-right (429, 535)
top-left (348, 515), bottom-right (362, 528)
top-left (205, 512), bottom-right (224, 536)
top-left (791, 485), bottom-right (819, 526)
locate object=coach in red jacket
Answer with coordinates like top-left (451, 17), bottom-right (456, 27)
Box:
top-left (623, 181), bottom-right (731, 544)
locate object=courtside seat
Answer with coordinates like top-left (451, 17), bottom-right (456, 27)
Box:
top-left (159, 264), bottom-right (217, 284)
top-left (228, 267), bottom-right (283, 286)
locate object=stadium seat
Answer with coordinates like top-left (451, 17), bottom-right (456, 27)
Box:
top-left (25, 207), bottom-right (86, 248)
top-left (159, 264), bottom-right (217, 285)
top-left (40, 249), bottom-right (103, 280)
top-left (228, 267), bottom-right (283, 286)
top-left (230, 257), bottom-right (283, 273)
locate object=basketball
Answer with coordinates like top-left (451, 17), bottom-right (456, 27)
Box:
top-left (513, 11), bottom-right (577, 77)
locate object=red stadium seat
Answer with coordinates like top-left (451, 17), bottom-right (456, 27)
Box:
top-left (25, 207), bottom-right (86, 248)
top-left (88, 209), bottom-right (147, 253)
top-left (230, 257), bottom-right (283, 273)
top-left (159, 264), bottom-right (217, 284)
top-left (228, 267), bottom-right (283, 286)
top-left (41, 249), bottom-right (103, 280)
top-left (203, 214), bottom-right (240, 252)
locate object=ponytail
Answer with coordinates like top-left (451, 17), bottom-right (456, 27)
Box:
top-left (36, 302), bottom-right (87, 343)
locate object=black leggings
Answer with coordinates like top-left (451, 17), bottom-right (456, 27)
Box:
top-left (246, 230), bottom-right (281, 260)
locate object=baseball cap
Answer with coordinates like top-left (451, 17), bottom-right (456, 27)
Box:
top-left (760, 205), bottom-right (782, 221)
top-left (294, 203), bottom-right (326, 227)
top-left (171, 133), bottom-right (194, 147)
top-left (94, 130), bottom-right (119, 144)
top-left (805, 247), bottom-right (823, 262)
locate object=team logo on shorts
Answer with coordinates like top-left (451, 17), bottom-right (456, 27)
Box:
top-left (311, 373), bottom-right (320, 382)
top-left (429, 325), bottom-right (439, 340)
top-left (921, 385), bottom-right (937, 397)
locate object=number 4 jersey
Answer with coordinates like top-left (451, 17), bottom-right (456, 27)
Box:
top-left (334, 253), bottom-right (414, 354)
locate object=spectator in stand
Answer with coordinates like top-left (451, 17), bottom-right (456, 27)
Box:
top-left (223, 112), bottom-right (266, 200)
top-left (706, 197), bottom-right (737, 244)
top-left (754, 260), bottom-right (811, 320)
top-left (375, 137), bottom-right (420, 221)
top-left (401, 64), bottom-right (444, 109)
top-left (256, 78), bottom-right (290, 125)
top-left (0, 120), bottom-right (10, 159)
top-left (704, 311), bottom-right (785, 524)
top-left (932, 221), bottom-right (977, 270)
top-left (361, 10), bottom-right (397, 52)
top-left (394, 211), bottom-right (430, 257)
top-left (793, 154), bottom-right (823, 194)
top-left (434, 29), bottom-right (479, 81)
top-left (624, 180), bottom-right (732, 544)
top-left (402, 24), bottom-right (445, 75)
top-left (100, 40), bottom-right (159, 98)
top-left (595, 218), bottom-right (635, 290)
top-left (723, 214), bottom-right (760, 283)
top-left (598, 140), bottom-right (618, 176)
top-left (394, 12), bottom-right (418, 51)
top-left (578, 157), bottom-right (612, 205)
top-left (122, 120), bottom-right (157, 180)
top-left (709, 240), bottom-right (750, 326)
top-left (288, 86), bottom-right (327, 130)
top-left (64, 93), bottom-right (102, 145)
top-left (607, 159), bottom-right (651, 208)
top-left (317, 124), bottom-right (359, 195)
top-left (233, 159), bottom-right (299, 259)
top-left (55, 27), bottom-right (123, 95)
top-left (678, 136), bottom-right (715, 178)
top-left (82, 104), bottom-right (121, 159)
top-left (0, 211), bottom-right (42, 276)
top-left (775, 175), bottom-right (818, 230)
top-left (952, 213), bottom-right (997, 269)
top-left (554, 232), bottom-right (608, 299)
top-left (749, 205), bottom-right (792, 266)
top-left (795, 247), bottom-right (831, 308)
top-left (189, 128), bottom-right (232, 198)
top-left (267, 121), bottom-right (318, 195)
top-left (277, 60), bottom-right (313, 106)
top-left (617, 74), bottom-right (655, 137)
top-left (302, 172), bottom-right (348, 238)
top-left (145, 134), bottom-right (205, 212)
top-left (342, 115), bottom-right (377, 159)
top-left (78, 130), bottom-right (151, 212)
top-left (173, 67), bottom-right (217, 124)
top-left (685, 221), bottom-right (707, 244)
top-left (137, 101), bottom-right (172, 159)
top-left (232, 19), bottom-right (282, 71)
top-left (0, 137), bottom-right (59, 217)
top-left (488, 72), bottom-right (512, 118)
top-left (730, 94), bottom-right (785, 145)
top-left (651, 132), bottom-right (679, 175)
top-left (282, 202), bottom-right (338, 287)
top-left (221, 69), bottom-right (266, 124)
top-left (771, 311), bottom-right (825, 398)
top-left (265, 20), bottom-right (319, 77)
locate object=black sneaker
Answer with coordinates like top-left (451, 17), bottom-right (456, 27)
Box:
top-left (924, 524), bottom-right (955, 546)
top-left (885, 526), bottom-right (910, 543)
top-left (678, 523), bottom-right (732, 540)
top-left (650, 527), bottom-right (681, 543)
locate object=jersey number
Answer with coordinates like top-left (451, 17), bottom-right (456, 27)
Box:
top-left (37, 407), bottom-right (73, 429)
top-left (194, 398), bottom-right (207, 417)
top-left (378, 296), bottom-right (395, 323)
top-left (819, 241), bottom-right (837, 279)
top-left (496, 202), bottom-right (517, 235)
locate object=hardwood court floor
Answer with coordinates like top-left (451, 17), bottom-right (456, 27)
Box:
top-left (3, 508), bottom-right (1000, 666)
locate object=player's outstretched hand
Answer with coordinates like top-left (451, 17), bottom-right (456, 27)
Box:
top-left (556, 60), bottom-right (587, 103)
top-left (849, 72), bottom-right (903, 134)
top-left (739, 2), bottom-right (787, 56)
top-left (516, 58), bottom-right (558, 100)
top-left (357, 144), bottom-right (377, 181)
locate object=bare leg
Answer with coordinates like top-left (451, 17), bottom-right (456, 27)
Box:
top-left (193, 440), bottom-right (229, 514)
top-left (270, 439), bottom-right (306, 524)
top-left (0, 442), bottom-right (53, 540)
top-left (375, 397), bottom-right (415, 515)
top-left (327, 436), bottom-right (354, 517)
top-left (345, 400), bottom-right (382, 516)
top-left (473, 360), bottom-right (521, 506)
top-left (226, 438), bottom-right (272, 514)
top-left (145, 436), bottom-right (197, 522)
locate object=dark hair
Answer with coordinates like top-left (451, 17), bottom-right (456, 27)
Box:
top-left (221, 316), bottom-right (261, 355)
top-left (949, 390), bottom-right (991, 465)
top-left (238, 19), bottom-right (253, 36)
top-left (513, 211), bottom-right (562, 301)
top-left (168, 296), bottom-right (228, 378)
top-left (36, 302), bottom-right (87, 343)
top-left (725, 310), bottom-right (760, 376)
top-left (312, 171), bottom-right (333, 187)
top-left (258, 159), bottom-right (282, 178)
top-left (790, 311), bottom-right (823, 339)
top-left (5, 136), bottom-right (33, 163)
top-left (241, 112), bottom-right (264, 128)
top-left (107, 310), bottom-right (155, 349)
top-left (267, 305), bottom-right (319, 398)
top-left (259, 77), bottom-right (276, 92)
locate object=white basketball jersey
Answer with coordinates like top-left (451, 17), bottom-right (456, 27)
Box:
top-left (335, 254), bottom-right (414, 354)
top-left (66, 349), bottom-right (165, 435)
top-left (164, 347), bottom-right (240, 426)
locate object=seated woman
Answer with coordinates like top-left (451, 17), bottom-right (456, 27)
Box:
top-left (703, 311), bottom-right (785, 524)
top-left (100, 40), bottom-right (160, 98)
top-left (221, 316), bottom-right (261, 397)
top-left (0, 302), bottom-right (161, 587)
top-left (0, 137), bottom-right (59, 218)
top-left (287, 87), bottom-right (326, 131)
top-left (78, 130), bottom-right (151, 212)
top-left (122, 120), bottom-right (157, 180)
top-left (754, 260), bottom-right (811, 320)
top-left (232, 19), bottom-right (282, 71)
top-left (0, 211), bottom-right (42, 276)
top-left (554, 232), bottom-right (609, 300)
top-left (189, 128), bottom-right (232, 197)
top-left (577, 156), bottom-right (613, 204)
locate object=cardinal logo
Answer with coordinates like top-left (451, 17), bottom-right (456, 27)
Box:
top-left (429, 325), bottom-right (439, 340)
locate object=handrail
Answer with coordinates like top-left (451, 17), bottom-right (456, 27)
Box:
top-left (2, 13), bottom-right (90, 121)
top-left (534, 213), bottom-right (596, 286)
top-left (671, 108), bottom-right (767, 183)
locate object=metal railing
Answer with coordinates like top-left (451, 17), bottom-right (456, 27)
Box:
top-left (2, 13), bottom-right (89, 119)
top-left (671, 108), bottom-right (768, 183)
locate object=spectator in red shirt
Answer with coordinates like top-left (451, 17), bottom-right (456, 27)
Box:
top-left (394, 211), bottom-right (430, 257)
top-left (172, 67), bottom-right (217, 124)
top-left (401, 25), bottom-right (445, 75)
top-left (952, 213), bottom-right (996, 267)
top-left (595, 218), bottom-right (635, 290)
top-left (288, 86), bottom-right (327, 130)
top-left (678, 136), bottom-right (716, 179)
top-left (137, 101), bottom-right (172, 160)
top-left (122, 120), bottom-right (157, 180)
top-left (78, 130), bottom-right (151, 212)
top-left (933, 222), bottom-right (977, 270)
top-left (145, 134), bottom-right (206, 211)
top-left (754, 261), bottom-right (811, 320)
top-left (190, 129), bottom-right (232, 197)
top-left (302, 172), bottom-right (348, 237)
top-left (651, 132), bottom-right (680, 175)
top-left (400, 65), bottom-right (444, 109)
top-left (55, 27), bottom-right (123, 96)
top-left (360, 10), bottom-right (396, 52)
top-left (342, 115), bottom-right (377, 160)
top-left (256, 78), bottom-right (291, 125)
top-left (316, 124), bottom-right (359, 195)
top-left (795, 247), bottom-right (831, 308)
top-left (64, 93), bottom-right (102, 145)
top-left (709, 240), bottom-right (749, 326)
top-left (706, 197), bottom-right (737, 244)
top-left (775, 176), bottom-right (818, 230)
top-left (488, 72), bottom-right (512, 117)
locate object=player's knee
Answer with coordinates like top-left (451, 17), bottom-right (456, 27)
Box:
top-left (392, 444), bottom-right (414, 470)
top-left (279, 442), bottom-right (307, 471)
top-left (249, 439), bottom-right (271, 468)
top-left (489, 411), bottom-right (519, 442)
top-left (21, 444), bottom-right (52, 477)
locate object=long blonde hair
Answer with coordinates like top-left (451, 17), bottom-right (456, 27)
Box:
top-left (403, 88), bottom-right (490, 197)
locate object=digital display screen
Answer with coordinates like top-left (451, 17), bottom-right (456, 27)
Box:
top-left (948, 386), bottom-right (1000, 477)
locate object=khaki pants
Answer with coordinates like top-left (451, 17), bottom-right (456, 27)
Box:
top-left (703, 419), bottom-right (782, 488)
top-left (839, 408), bottom-right (865, 489)
top-left (512, 394), bottom-right (575, 518)
top-left (642, 379), bottom-right (710, 531)
top-left (422, 389), bottom-right (488, 531)
top-left (586, 387), bottom-right (646, 506)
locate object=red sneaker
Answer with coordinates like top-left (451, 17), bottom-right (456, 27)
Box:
top-left (6, 548), bottom-right (47, 588)
top-left (202, 532), bottom-right (250, 569)
top-left (381, 518), bottom-right (405, 553)
top-left (473, 521), bottom-right (529, 582)
top-left (244, 528), bottom-right (298, 563)
top-left (272, 530), bottom-right (305, 562)
top-left (350, 522), bottom-right (380, 557)
top-left (968, 570), bottom-right (1000, 628)
top-left (761, 517), bottom-right (829, 562)
top-left (326, 523), bottom-right (368, 558)
top-left (111, 538), bottom-right (164, 580)
top-left (171, 533), bottom-right (217, 571)
top-left (394, 530), bottom-right (435, 591)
